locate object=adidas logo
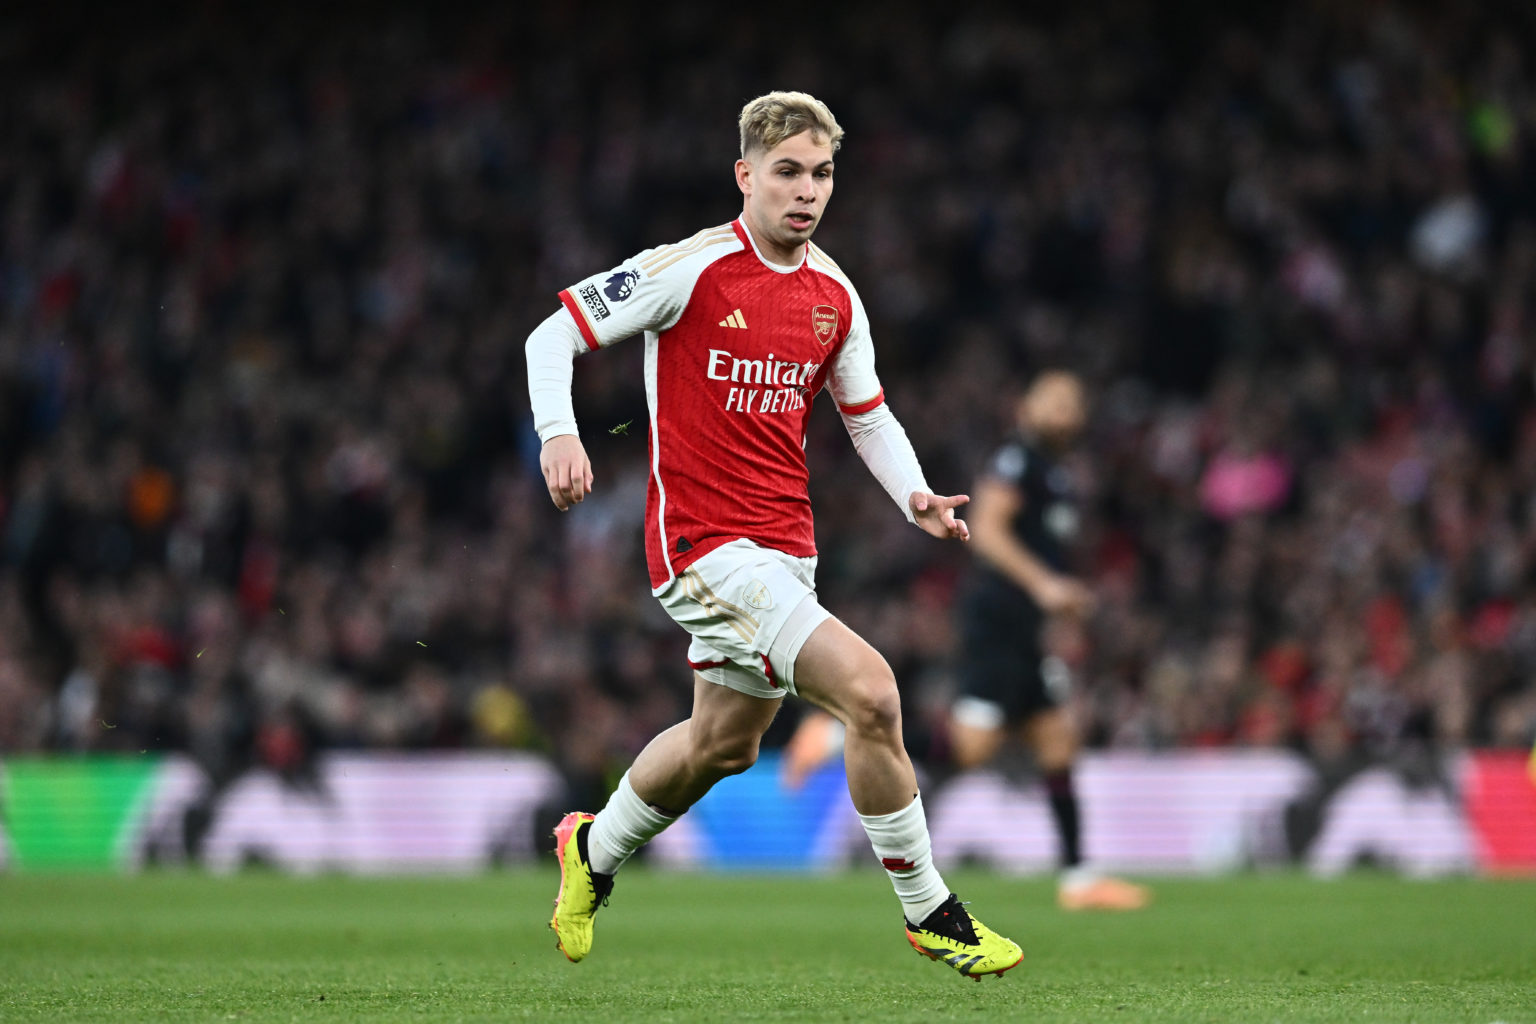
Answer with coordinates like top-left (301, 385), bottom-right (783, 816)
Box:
top-left (718, 308), bottom-right (748, 329)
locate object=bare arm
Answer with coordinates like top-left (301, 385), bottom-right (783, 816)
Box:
top-left (969, 475), bottom-right (1094, 616)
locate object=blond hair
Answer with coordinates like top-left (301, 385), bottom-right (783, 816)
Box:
top-left (738, 91), bottom-right (843, 159)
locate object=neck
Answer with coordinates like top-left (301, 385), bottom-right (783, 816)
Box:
top-left (1022, 426), bottom-right (1070, 454)
top-left (742, 211), bottom-right (802, 267)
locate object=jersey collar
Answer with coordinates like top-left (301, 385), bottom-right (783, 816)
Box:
top-left (734, 217), bottom-right (805, 274)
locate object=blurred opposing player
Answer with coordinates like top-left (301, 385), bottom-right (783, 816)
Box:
top-left (525, 91), bottom-right (1022, 979)
top-left (951, 371), bottom-right (1149, 911)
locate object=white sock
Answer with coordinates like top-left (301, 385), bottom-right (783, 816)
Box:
top-left (859, 794), bottom-right (949, 925)
top-left (587, 771), bottom-right (676, 875)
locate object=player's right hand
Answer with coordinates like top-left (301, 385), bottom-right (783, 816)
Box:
top-left (1034, 573), bottom-right (1096, 618)
top-left (540, 434), bottom-right (593, 511)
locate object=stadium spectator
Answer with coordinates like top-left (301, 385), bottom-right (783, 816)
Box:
top-left (0, 1), bottom-right (1532, 797)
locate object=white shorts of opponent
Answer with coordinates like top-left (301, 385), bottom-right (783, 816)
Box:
top-left (655, 538), bottom-right (832, 699)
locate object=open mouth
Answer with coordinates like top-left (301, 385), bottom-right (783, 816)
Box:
top-left (787, 212), bottom-right (814, 230)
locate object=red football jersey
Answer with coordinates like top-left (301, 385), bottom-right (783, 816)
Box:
top-left (558, 218), bottom-right (887, 590)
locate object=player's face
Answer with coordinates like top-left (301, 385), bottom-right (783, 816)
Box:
top-left (1022, 375), bottom-right (1087, 447)
top-left (736, 130), bottom-right (835, 265)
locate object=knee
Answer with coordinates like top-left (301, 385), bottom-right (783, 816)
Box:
top-left (840, 660), bottom-right (902, 741)
top-left (1030, 711), bottom-right (1080, 771)
top-left (1035, 738), bottom-right (1078, 773)
top-left (698, 731), bottom-right (761, 778)
top-left (949, 725), bottom-right (1002, 770)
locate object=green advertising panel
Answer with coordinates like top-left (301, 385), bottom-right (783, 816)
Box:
top-left (0, 757), bottom-right (162, 871)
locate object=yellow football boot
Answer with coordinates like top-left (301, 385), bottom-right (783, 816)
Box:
top-left (905, 895), bottom-right (1024, 981)
top-left (549, 812), bottom-right (613, 963)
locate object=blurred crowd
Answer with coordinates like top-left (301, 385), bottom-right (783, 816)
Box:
top-left (2, 1), bottom-right (1534, 790)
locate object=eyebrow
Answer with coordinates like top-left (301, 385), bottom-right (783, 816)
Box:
top-left (772, 158), bottom-right (835, 172)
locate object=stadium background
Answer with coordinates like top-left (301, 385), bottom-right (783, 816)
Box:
top-left (1, 0), bottom-right (1535, 874)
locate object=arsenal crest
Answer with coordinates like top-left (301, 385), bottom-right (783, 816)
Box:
top-left (811, 305), bottom-right (839, 345)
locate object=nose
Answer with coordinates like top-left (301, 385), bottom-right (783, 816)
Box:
top-left (797, 177), bottom-right (817, 203)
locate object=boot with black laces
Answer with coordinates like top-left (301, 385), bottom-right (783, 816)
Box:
top-left (549, 812), bottom-right (615, 962)
top-left (904, 894), bottom-right (1023, 980)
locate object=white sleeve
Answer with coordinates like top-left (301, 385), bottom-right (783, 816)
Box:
top-left (556, 223), bottom-right (740, 350)
top-left (841, 403), bottom-right (931, 525)
top-left (825, 283), bottom-right (883, 414)
top-left (825, 280), bottom-right (930, 524)
top-left (533, 224), bottom-right (743, 445)
top-left (525, 310), bottom-right (587, 444)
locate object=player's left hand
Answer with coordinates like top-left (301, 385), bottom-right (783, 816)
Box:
top-left (910, 492), bottom-right (970, 541)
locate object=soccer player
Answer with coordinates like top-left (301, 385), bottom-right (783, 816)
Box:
top-left (525, 91), bottom-right (1023, 979)
top-left (950, 371), bottom-right (1149, 910)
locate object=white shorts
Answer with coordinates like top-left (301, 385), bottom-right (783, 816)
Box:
top-left (656, 538), bottom-right (832, 699)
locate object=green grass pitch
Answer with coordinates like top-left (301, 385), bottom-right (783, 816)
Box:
top-left (1, 869), bottom-right (1533, 1022)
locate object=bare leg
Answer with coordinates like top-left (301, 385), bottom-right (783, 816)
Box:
top-left (1024, 705), bottom-right (1079, 773)
top-left (793, 616), bottom-right (913, 816)
top-left (948, 718), bottom-right (1007, 770)
top-left (626, 672), bottom-right (782, 813)
top-left (1027, 705), bottom-right (1085, 870)
top-left (792, 615), bottom-right (958, 927)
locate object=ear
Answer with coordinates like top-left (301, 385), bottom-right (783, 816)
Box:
top-left (735, 158), bottom-right (751, 197)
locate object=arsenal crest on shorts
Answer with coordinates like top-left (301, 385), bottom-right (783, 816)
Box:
top-left (811, 305), bottom-right (839, 345)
